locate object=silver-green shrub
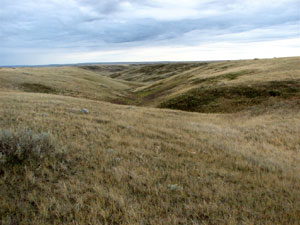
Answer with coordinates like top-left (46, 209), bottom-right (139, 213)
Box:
top-left (0, 129), bottom-right (57, 165)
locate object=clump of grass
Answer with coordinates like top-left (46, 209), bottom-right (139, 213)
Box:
top-left (0, 129), bottom-right (58, 166)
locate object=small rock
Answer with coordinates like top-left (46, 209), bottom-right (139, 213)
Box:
top-left (128, 106), bottom-right (135, 110)
top-left (168, 184), bottom-right (183, 191)
top-left (108, 148), bottom-right (115, 154)
top-left (81, 108), bottom-right (89, 114)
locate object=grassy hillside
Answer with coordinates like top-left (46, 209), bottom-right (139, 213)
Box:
top-left (0, 57), bottom-right (300, 224)
top-left (107, 63), bottom-right (202, 82)
top-left (1, 57), bottom-right (299, 111)
top-left (0, 66), bottom-right (137, 102)
top-left (131, 57), bottom-right (300, 109)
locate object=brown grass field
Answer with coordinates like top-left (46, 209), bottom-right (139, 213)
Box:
top-left (0, 57), bottom-right (300, 224)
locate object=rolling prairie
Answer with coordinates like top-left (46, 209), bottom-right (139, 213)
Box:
top-left (0, 57), bottom-right (300, 224)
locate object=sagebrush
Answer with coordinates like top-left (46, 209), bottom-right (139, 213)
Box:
top-left (0, 129), bottom-right (57, 166)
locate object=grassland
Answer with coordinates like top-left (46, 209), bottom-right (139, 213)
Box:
top-left (0, 57), bottom-right (300, 224)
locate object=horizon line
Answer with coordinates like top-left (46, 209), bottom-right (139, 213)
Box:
top-left (0, 56), bottom-right (298, 68)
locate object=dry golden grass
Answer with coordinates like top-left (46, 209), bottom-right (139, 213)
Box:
top-left (0, 66), bottom-right (135, 102)
top-left (0, 57), bottom-right (300, 224)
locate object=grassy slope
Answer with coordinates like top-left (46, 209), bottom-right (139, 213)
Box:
top-left (132, 57), bottom-right (300, 109)
top-left (107, 63), bottom-right (202, 82)
top-left (0, 57), bottom-right (300, 224)
top-left (0, 66), bottom-right (137, 102)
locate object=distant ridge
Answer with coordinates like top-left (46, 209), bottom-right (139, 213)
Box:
top-left (0, 60), bottom-right (225, 68)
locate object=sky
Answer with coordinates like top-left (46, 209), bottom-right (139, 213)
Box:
top-left (0, 0), bottom-right (299, 65)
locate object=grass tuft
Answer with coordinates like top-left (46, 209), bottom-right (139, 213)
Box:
top-left (0, 129), bottom-right (57, 166)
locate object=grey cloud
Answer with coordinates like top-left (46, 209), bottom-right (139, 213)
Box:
top-left (0, 0), bottom-right (299, 65)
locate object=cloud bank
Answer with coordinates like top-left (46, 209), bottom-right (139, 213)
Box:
top-left (0, 0), bottom-right (299, 65)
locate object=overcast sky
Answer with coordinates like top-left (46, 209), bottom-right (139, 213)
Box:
top-left (0, 0), bottom-right (299, 65)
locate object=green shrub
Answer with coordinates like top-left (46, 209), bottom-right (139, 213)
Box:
top-left (0, 129), bottom-right (57, 166)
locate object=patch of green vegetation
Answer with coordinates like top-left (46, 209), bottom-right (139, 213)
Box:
top-left (133, 74), bottom-right (192, 104)
top-left (138, 64), bottom-right (165, 75)
top-left (20, 83), bottom-right (58, 94)
top-left (220, 65), bottom-right (233, 70)
top-left (159, 80), bottom-right (300, 113)
top-left (207, 61), bottom-right (236, 71)
top-left (134, 84), bottom-right (175, 103)
top-left (223, 71), bottom-right (247, 80)
top-left (136, 63), bottom-right (207, 80)
top-left (110, 73), bottom-right (122, 78)
top-left (81, 76), bottom-right (99, 82)
top-left (80, 65), bottom-right (102, 71)
top-left (107, 62), bottom-right (209, 82)
top-left (192, 70), bottom-right (256, 84)
top-left (143, 75), bottom-right (174, 82)
top-left (80, 65), bottom-right (128, 73)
